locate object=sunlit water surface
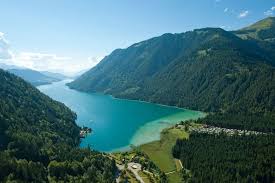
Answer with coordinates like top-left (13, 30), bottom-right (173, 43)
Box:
top-left (38, 80), bottom-right (205, 152)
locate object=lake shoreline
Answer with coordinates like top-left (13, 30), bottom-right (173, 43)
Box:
top-left (39, 80), bottom-right (206, 152)
top-left (66, 80), bottom-right (207, 114)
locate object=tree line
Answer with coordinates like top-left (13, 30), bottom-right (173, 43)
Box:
top-left (172, 132), bottom-right (275, 182)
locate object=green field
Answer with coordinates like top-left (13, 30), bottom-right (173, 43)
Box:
top-left (139, 127), bottom-right (188, 182)
top-left (138, 170), bottom-right (156, 183)
top-left (167, 172), bottom-right (182, 183)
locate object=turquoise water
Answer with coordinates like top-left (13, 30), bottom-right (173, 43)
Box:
top-left (38, 80), bottom-right (205, 152)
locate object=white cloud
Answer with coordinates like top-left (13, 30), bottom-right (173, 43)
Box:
top-left (0, 32), bottom-right (103, 75)
top-left (219, 25), bottom-right (232, 30)
top-left (0, 32), bottom-right (13, 60)
top-left (238, 10), bottom-right (249, 18)
top-left (264, 10), bottom-right (273, 16)
top-left (13, 52), bottom-right (72, 71)
top-left (264, 6), bottom-right (275, 16)
top-left (17, 52), bottom-right (71, 62)
top-left (224, 8), bottom-right (229, 13)
top-left (12, 52), bottom-right (103, 75)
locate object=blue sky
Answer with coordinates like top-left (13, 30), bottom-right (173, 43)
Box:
top-left (0, 0), bottom-right (274, 75)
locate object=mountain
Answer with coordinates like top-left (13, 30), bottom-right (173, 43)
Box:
top-left (0, 63), bottom-right (25, 70)
top-left (69, 17), bottom-right (275, 131)
top-left (234, 17), bottom-right (275, 42)
top-left (7, 68), bottom-right (61, 86)
top-left (0, 69), bottom-right (116, 182)
top-left (233, 17), bottom-right (275, 66)
top-left (41, 71), bottom-right (69, 80)
top-left (0, 63), bottom-right (67, 86)
top-left (72, 68), bottom-right (91, 79)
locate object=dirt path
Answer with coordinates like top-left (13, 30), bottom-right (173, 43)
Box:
top-left (178, 159), bottom-right (183, 169)
top-left (116, 162), bottom-right (145, 183)
top-left (165, 170), bottom-right (176, 175)
top-left (128, 163), bottom-right (145, 183)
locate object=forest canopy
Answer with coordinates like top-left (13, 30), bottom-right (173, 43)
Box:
top-left (0, 69), bottom-right (117, 182)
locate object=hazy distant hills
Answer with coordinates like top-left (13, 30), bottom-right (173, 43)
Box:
top-left (0, 63), bottom-right (24, 70)
top-left (7, 69), bottom-right (61, 86)
top-left (0, 63), bottom-right (68, 86)
top-left (69, 17), bottom-right (275, 131)
top-left (41, 71), bottom-right (68, 80)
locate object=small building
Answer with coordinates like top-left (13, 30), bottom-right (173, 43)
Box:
top-left (131, 164), bottom-right (138, 169)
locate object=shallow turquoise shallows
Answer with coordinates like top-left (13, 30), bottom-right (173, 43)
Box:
top-left (38, 80), bottom-right (205, 152)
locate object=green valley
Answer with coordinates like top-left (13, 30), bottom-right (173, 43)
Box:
top-left (1, 0), bottom-right (275, 182)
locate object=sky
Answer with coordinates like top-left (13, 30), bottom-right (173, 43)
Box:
top-left (0, 0), bottom-right (274, 75)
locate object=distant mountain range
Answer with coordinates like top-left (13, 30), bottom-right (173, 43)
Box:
top-left (40, 71), bottom-right (68, 80)
top-left (0, 63), bottom-right (68, 86)
top-left (69, 17), bottom-right (275, 131)
top-left (0, 63), bottom-right (25, 70)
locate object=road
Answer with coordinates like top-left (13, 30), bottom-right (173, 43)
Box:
top-left (116, 162), bottom-right (145, 183)
top-left (116, 164), bottom-right (124, 183)
top-left (127, 163), bottom-right (144, 183)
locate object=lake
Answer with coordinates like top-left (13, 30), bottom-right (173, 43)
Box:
top-left (38, 80), bottom-right (205, 152)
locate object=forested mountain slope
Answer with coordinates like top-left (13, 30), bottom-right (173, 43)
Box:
top-left (0, 69), bottom-right (116, 182)
top-left (7, 68), bottom-right (60, 86)
top-left (233, 17), bottom-right (275, 66)
top-left (69, 17), bottom-right (275, 131)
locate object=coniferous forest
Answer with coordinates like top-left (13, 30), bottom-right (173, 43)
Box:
top-left (69, 17), bottom-right (275, 182)
top-left (0, 69), bottom-right (117, 182)
top-left (0, 15), bottom-right (275, 183)
top-left (69, 17), bottom-right (275, 132)
top-left (172, 133), bottom-right (275, 182)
